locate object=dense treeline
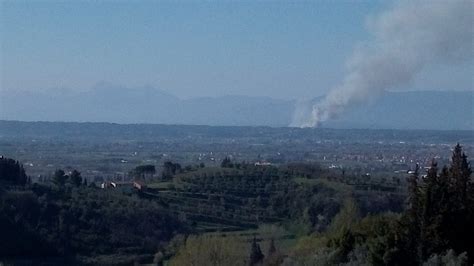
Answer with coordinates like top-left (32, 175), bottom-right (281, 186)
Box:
top-left (395, 144), bottom-right (473, 264)
top-left (51, 169), bottom-right (85, 187)
top-left (285, 144), bottom-right (473, 265)
top-left (1, 143), bottom-right (471, 265)
top-left (164, 144), bottom-right (472, 265)
top-left (0, 165), bottom-right (185, 264)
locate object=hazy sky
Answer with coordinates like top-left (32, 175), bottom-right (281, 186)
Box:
top-left (1, 1), bottom-right (472, 99)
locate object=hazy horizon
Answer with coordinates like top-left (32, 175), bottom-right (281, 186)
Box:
top-left (2, 1), bottom-right (473, 101)
top-left (1, 0), bottom-right (473, 130)
top-left (1, 89), bottom-right (472, 130)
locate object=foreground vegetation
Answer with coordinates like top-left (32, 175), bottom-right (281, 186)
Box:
top-left (165, 144), bottom-right (473, 265)
top-left (0, 161), bottom-right (185, 264)
top-left (0, 144), bottom-right (472, 265)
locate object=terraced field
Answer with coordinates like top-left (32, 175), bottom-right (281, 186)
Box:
top-left (143, 164), bottom-right (406, 236)
top-left (144, 167), bottom-right (298, 231)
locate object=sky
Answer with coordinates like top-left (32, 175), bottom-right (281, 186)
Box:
top-left (1, 1), bottom-right (472, 100)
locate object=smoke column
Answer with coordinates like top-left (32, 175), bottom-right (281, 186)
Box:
top-left (300, 0), bottom-right (473, 127)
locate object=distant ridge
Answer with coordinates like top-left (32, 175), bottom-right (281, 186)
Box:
top-left (1, 86), bottom-right (472, 130)
top-left (321, 91), bottom-right (474, 130)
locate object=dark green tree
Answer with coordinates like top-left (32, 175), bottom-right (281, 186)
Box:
top-left (332, 227), bottom-right (355, 263)
top-left (131, 164), bottom-right (156, 180)
top-left (69, 170), bottom-right (82, 187)
top-left (445, 144), bottom-right (473, 262)
top-left (419, 160), bottom-right (443, 260)
top-left (249, 237), bottom-right (264, 266)
top-left (418, 146), bottom-right (473, 261)
top-left (162, 161), bottom-right (181, 180)
top-left (267, 238), bottom-right (276, 256)
top-left (396, 163), bottom-right (422, 264)
top-left (0, 157), bottom-right (27, 186)
top-left (221, 157), bottom-right (233, 168)
top-left (449, 144), bottom-right (472, 206)
top-left (396, 144), bottom-right (473, 264)
top-left (52, 169), bottom-right (68, 187)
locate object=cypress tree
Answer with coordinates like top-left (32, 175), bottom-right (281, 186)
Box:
top-left (69, 170), bottom-right (83, 187)
top-left (418, 145), bottom-right (473, 262)
top-left (52, 169), bottom-right (68, 187)
top-left (449, 144), bottom-right (472, 209)
top-left (249, 237), bottom-right (264, 266)
top-left (393, 145), bottom-right (473, 264)
top-left (419, 160), bottom-right (439, 261)
top-left (446, 144), bottom-right (473, 262)
top-left (267, 238), bottom-right (276, 257)
top-left (401, 163), bottom-right (422, 264)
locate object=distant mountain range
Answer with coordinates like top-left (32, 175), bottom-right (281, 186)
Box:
top-left (1, 85), bottom-right (472, 130)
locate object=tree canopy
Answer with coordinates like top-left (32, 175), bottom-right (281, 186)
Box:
top-left (0, 156), bottom-right (28, 186)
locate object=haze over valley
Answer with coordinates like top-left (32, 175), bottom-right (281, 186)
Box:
top-left (2, 86), bottom-right (472, 130)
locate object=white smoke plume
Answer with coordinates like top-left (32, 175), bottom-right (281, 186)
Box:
top-left (299, 0), bottom-right (473, 128)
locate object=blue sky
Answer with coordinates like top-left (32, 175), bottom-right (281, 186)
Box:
top-left (1, 1), bottom-right (472, 99)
